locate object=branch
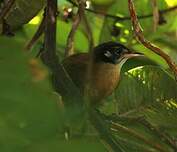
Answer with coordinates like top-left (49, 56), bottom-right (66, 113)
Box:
top-left (67, 0), bottom-right (177, 21)
top-left (41, 0), bottom-right (82, 104)
top-left (40, 0), bottom-right (86, 140)
top-left (151, 0), bottom-right (159, 31)
top-left (42, 0), bottom-right (57, 68)
top-left (82, 13), bottom-right (94, 52)
top-left (0, 0), bottom-right (15, 21)
top-left (0, 0), bottom-right (15, 35)
top-left (128, 0), bottom-right (177, 79)
top-left (65, 0), bottom-right (85, 57)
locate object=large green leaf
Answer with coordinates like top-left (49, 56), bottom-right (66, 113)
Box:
top-left (115, 66), bottom-right (176, 114)
top-left (0, 35), bottom-right (106, 152)
top-left (99, 65), bottom-right (177, 152)
top-left (1, 0), bottom-right (45, 30)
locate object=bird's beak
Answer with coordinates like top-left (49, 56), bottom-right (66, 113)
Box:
top-left (123, 51), bottom-right (144, 59)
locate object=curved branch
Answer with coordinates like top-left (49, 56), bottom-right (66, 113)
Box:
top-left (128, 0), bottom-right (177, 79)
top-left (65, 0), bottom-right (85, 57)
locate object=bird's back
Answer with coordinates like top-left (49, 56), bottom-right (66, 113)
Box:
top-left (62, 53), bottom-right (89, 92)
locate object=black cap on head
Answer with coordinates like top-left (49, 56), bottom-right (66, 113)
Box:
top-left (94, 41), bottom-right (131, 64)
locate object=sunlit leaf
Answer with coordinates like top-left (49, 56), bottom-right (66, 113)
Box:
top-left (115, 65), bottom-right (176, 114)
top-left (3, 0), bottom-right (45, 30)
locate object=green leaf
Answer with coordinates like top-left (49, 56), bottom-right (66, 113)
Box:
top-left (115, 65), bottom-right (176, 114)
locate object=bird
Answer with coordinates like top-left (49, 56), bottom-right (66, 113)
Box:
top-left (61, 41), bottom-right (143, 106)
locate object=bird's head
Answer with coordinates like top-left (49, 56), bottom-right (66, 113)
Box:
top-left (94, 41), bottom-right (143, 66)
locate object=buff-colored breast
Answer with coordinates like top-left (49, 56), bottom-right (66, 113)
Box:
top-left (62, 53), bottom-right (120, 105)
top-left (88, 62), bottom-right (120, 104)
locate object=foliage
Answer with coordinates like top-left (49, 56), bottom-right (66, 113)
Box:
top-left (0, 0), bottom-right (177, 152)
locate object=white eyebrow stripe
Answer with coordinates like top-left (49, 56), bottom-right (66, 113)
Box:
top-left (104, 51), bottom-right (112, 57)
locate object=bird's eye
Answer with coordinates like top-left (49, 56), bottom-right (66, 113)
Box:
top-left (104, 51), bottom-right (112, 57)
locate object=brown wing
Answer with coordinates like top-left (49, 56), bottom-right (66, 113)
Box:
top-left (62, 53), bottom-right (89, 91)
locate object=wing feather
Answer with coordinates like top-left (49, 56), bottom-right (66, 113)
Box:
top-left (62, 53), bottom-right (89, 91)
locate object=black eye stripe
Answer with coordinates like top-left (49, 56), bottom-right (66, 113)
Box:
top-left (115, 51), bottom-right (120, 55)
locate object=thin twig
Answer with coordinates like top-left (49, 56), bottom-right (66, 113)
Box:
top-left (25, 12), bottom-right (46, 51)
top-left (128, 0), bottom-right (177, 79)
top-left (82, 13), bottom-right (94, 52)
top-left (151, 0), bottom-right (159, 32)
top-left (65, 0), bottom-right (85, 57)
top-left (67, 0), bottom-right (177, 21)
top-left (104, 113), bottom-right (145, 123)
top-left (0, 0), bottom-right (15, 21)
